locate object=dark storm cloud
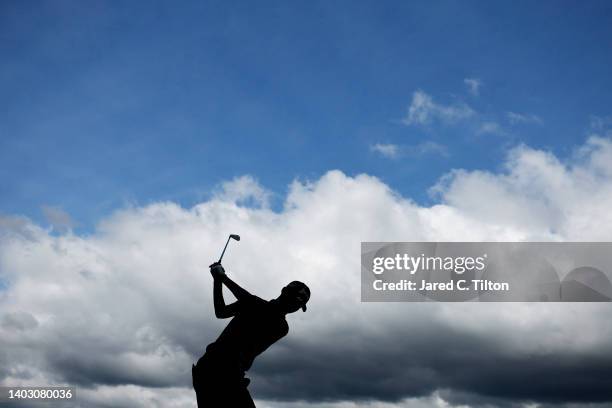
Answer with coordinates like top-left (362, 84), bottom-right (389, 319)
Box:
top-left (250, 321), bottom-right (612, 405)
top-left (48, 352), bottom-right (188, 388)
top-left (436, 390), bottom-right (612, 408)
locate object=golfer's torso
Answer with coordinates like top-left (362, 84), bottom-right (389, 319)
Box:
top-left (211, 295), bottom-right (288, 371)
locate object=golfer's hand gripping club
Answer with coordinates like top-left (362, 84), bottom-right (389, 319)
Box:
top-left (209, 263), bottom-right (226, 280)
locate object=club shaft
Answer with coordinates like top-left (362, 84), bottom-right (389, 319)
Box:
top-left (218, 236), bottom-right (231, 263)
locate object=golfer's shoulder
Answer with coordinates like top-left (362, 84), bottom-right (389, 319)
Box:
top-left (243, 294), bottom-right (266, 307)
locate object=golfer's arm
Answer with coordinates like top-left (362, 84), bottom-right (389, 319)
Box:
top-left (220, 275), bottom-right (252, 302)
top-left (213, 278), bottom-right (239, 318)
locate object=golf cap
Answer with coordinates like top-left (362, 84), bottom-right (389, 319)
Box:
top-left (287, 281), bottom-right (310, 312)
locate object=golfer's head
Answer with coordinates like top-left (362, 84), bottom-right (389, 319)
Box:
top-left (280, 281), bottom-right (310, 313)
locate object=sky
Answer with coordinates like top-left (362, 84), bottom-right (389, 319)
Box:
top-left (2, 1), bottom-right (612, 408)
top-left (2, 0), bottom-right (612, 230)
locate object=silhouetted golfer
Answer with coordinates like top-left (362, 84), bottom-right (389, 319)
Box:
top-left (192, 262), bottom-right (310, 407)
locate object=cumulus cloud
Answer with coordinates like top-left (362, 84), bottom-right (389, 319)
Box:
top-left (464, 78), bottom-right (482, 96)
top-left (215, 175), bottom-right (272, 208)
top-left (402, 91), bottom-right (474, 126)
top-left (2, 137), bottom-right (612, 407)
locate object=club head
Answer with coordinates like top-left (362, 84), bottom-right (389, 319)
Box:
top-left (230, 234), bottom-right (240, 241)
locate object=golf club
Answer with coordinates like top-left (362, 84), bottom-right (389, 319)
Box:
top-left (218, 234), bottom-right (240, 263)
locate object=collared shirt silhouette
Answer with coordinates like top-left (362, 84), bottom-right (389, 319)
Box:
top-left (193, 262), bottom-right (310, 408)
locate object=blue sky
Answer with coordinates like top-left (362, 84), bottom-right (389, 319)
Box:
top-left (2, 0), bottom-right (612, 231)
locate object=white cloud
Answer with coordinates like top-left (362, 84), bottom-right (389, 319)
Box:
top-left (215, 175), bottom-right (272, 208)
top-left (430, 136), bottom-right (612, 239)
top-left (370, 142), bottom-right (449, 158)
top-left (476, 121), bottom-right (504, 135)
top-left (2, 137), bottom-right (612, 407)
top-left (370, 143), bottom-right (400, 159)
top-left (463, 78), bottom-right (482, 96)
top-left (507, 112), bottom-right (543, 125)
top-left (402, 91), bottom-right (474, 126)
